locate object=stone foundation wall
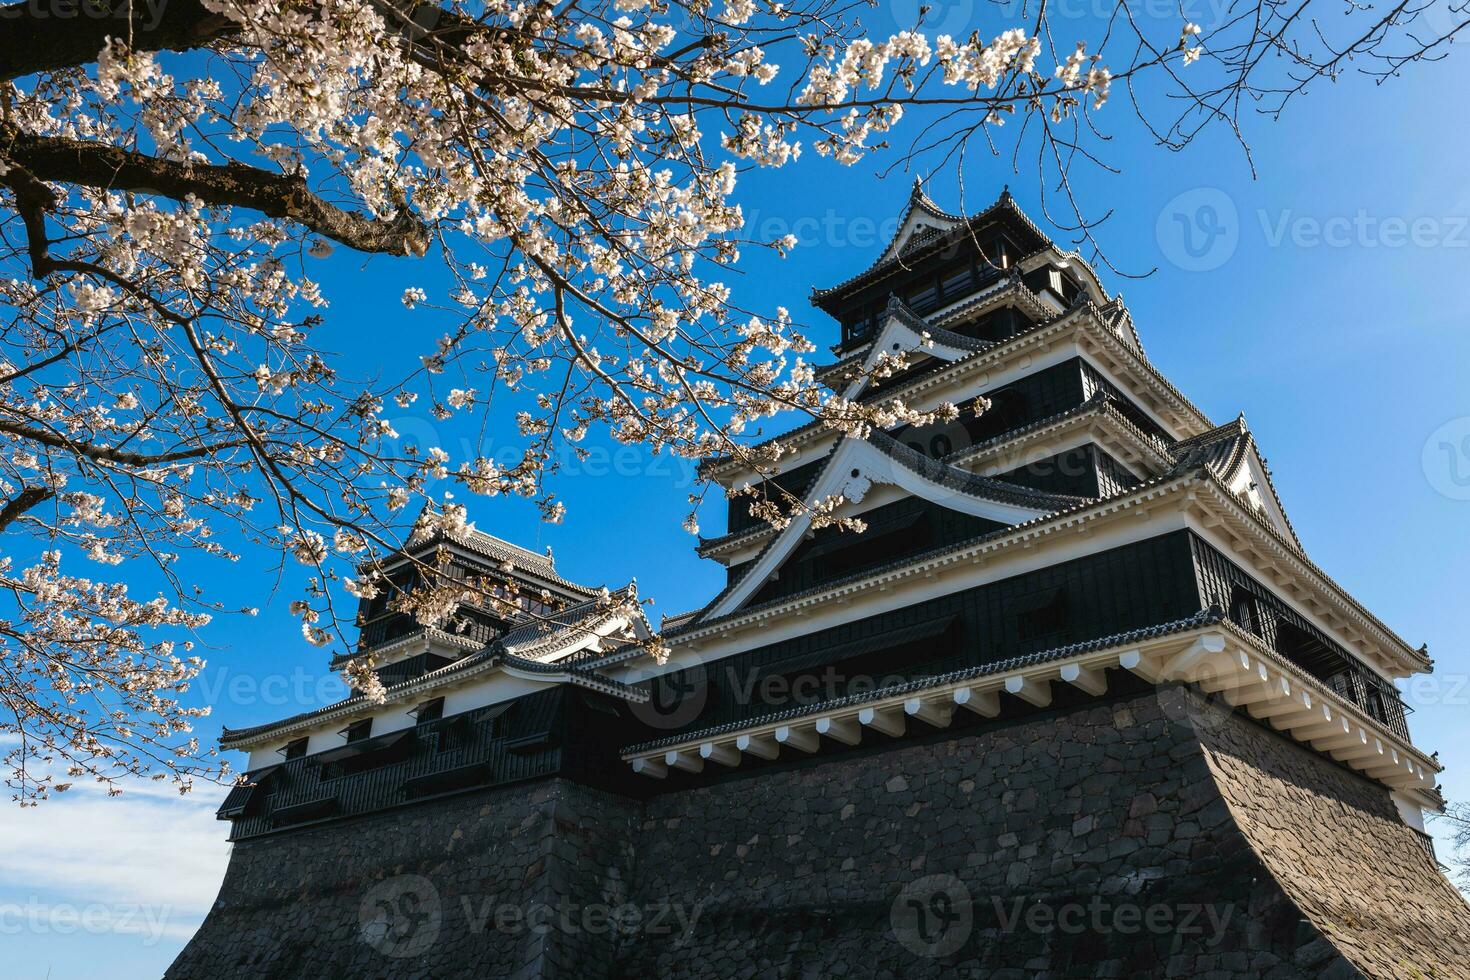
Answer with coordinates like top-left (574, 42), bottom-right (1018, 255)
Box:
top-left (170, 689), bottom-right (1470, 979)
top-left (166, 779), bottom-right (642, 980)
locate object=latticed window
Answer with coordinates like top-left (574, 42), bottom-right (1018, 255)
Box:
top-left (411, 697), bottom-right (445, 724)
top-left (341, 718), bottom-right (372, 743)
top-left (1014, 587), bottom-right (1069, 646)
top-left (939, 264), bottom-right (973, 299)
top-left (1229, 586), bottom-right (1264, 637)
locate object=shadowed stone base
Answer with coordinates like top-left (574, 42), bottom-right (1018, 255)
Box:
top-left (168, 688), bottom-right (1470, 979)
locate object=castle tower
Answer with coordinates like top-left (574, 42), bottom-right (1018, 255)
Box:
top-left (171, 187), bottom-right (1470, 979)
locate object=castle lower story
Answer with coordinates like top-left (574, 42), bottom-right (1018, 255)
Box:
top-left (172, 688), bottom-right (1469, 978)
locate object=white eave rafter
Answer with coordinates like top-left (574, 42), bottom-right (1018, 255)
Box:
top-left (622, 625), bottom-right (1441, 809)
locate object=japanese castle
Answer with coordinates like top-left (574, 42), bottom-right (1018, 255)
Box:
top-left (172, 186), bottom-right (1470, 979)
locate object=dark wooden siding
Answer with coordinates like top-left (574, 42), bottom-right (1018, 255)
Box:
top-left (647, 531), bottom-right (1202, 738)
top-left (1189, 534), bottom-right (1409, 739)
top-left (1094, 447), bottom-right (1144, 497)
top-left (891, 359), bottom-right (1089, 461)
top-left (994, 444), bottom-right (1138, 499)
top-left (222, 688), bottom-right (602, 841)
top-left (726, 456), bottom-right (827, 535)
top-left (833, 237), bottom-right (1016, 349)
top-left (1080, 360), bottom-right (1171, 443)
top-left (746, 497), bottom-right (1008, 605)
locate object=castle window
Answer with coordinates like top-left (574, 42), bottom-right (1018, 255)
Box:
top-left (968, 387), bottom-right (1029, 441)
top-left (939, 264), bottom-right (973, 299)
top-left (905, 279), bottom-right (939, 312)
top-left (1013, 587), bottom-right (1069, 646)
top-left (340, 718), bottom-right (372, 743)
top-left (410, 697), bottom-right (445, 724)
top-left (1274, 620), bottom-right (1342, 680)
top-left (1229, 586), bottom-right (1263, 637)
top-left (982, 236), bottom-right (1012, 271)
top-left (278, 737), bottom-right (308, 761)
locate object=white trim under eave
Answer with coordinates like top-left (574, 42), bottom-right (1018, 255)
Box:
top-left (708, 311), bottom-right (1084, 489)
top-left (711, 303), bottom-right (1208, 490)
top-left (1073, 348), bottom-right (1185, 442)
top-left (226, 612), bottom-right (647, 756)
top-left (701, 402), bottom-right (1172, 567)
top-left (950, 399), bottom-right (1173, 481)
top-left (344, 625), bottom-right (486, 669)
top-left (702, 437), bottom-right (1057, 621)
top-left (721, 330), bottom-right (1087, 493)
top-left (619, 627), bottom-right (1442, 809)
top-left (706, 424), bottom-right (1141, 571)
top-left (967, 423), bottom-right (1153, 488)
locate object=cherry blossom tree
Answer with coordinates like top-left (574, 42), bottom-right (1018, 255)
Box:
top-left (0, 0), bottom-right (1461, 801)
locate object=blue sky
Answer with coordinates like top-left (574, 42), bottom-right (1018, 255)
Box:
top-left (6, 21), bottom-right (1470, 980)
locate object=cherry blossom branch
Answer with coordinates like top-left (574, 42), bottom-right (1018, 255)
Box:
top-left (1, 129), bottom-right (431, 257)
top-left (0, 485), bottom-right (51, 532)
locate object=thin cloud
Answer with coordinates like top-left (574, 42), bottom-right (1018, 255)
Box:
top-left (0, 780), bottom-right (231, 943)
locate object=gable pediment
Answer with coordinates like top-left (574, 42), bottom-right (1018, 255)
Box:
top-left (839, 298), bottom-right (992, 401)
top-left (1223, 442), bottom-right (1300, 548)
top-left (701, 434), bottom-right (1078, 621)
top-left (877, 187), bottom-right (964, 266)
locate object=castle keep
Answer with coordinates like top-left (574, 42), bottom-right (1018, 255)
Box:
top-left (170, 187), bottom-right (1470, 978)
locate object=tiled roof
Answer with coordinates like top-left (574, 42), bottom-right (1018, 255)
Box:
top-left (220, 584), bottom-right (648, 748)
top-left (589, 456), bottom-right (1428, 678)
top-left (409, 524), bottom-right (599, 596)
top-left (1164, 415), bottom-right (1304, 551)
top-left (811, 186), bottom-right (1052, 304)
top-left (1168, 415), bottom-right (1251, 475)
top-left (703, 294), bottom-right (1208, 484)
top-left (702, 290), bottom-right (1064, 481)
top-left (866, 429), bottom-right (1092, 512)
top-left (880, 294), bottom-right (997, 352)
top-left (942, 392), bottom-right (1172, 471)
top-left (697, 392), bottom-right (1157, 560)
